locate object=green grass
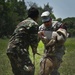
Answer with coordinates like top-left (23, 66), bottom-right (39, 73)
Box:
top-left (59, 38), bottom-right (75, 75)
top-left (0, 38), bottom-right (75, 75)
top-left (0, 39), bottom-right (12, 75)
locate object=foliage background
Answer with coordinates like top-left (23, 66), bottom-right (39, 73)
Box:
top-left (0, 0), bottom-right (75, 38)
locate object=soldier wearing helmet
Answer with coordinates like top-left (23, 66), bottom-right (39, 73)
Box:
top-left (38, 11), bottom-right (67, 75)
top-left (6, 7), bottom-right (39, 75)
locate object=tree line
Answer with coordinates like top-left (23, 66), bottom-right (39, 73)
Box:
top-left (0, 0), bottom-right (75, 38)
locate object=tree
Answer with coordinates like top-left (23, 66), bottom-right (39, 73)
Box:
top-left (63, 17), bottom-right (75, 37)
top-left (0, 0), bottom-right (27, 38)
top-left (43, 3), bottom-right (53, 13)
top-left (43, 3), bottom-right (56, 20)
top-left (16, 0), bottom-right (27, 21)
top-left (27, 1), bottom-right (38, 8)
top-left (56, 18), bottom-right (62, 22)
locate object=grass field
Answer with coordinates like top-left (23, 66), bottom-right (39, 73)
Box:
top-left (0, 38), bottom-right (75, 75)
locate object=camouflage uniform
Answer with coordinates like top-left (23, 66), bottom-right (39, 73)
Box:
top-left (39, 22), bottom-right (67, 75)
top-left (7, 18), bottom-right (39, 75)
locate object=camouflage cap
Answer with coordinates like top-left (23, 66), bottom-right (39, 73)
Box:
top-left (41, 11), bottom-right (51, 22)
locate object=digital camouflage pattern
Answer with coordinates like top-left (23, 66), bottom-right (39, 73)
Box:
top-left (39, 22), bottom-right (67, 75)
top-left (7, 18), bottom-right (39, 75)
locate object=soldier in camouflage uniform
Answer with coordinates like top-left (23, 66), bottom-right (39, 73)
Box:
top-left (38, 11), bottom-right (67, 75)
top-left (6, 7), bottom-right (39, 75)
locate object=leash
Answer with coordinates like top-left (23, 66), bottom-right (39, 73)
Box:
top-left (33, 54), bottom-right (35, 66)
top-left (33, 52), bottom-right (43, 66)
top-left (36, 52), bottom-right (43, 56)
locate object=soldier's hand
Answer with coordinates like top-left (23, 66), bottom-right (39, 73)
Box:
top-left (38, 31), bottom-right (45, 38)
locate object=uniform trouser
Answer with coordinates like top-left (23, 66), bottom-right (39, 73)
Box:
top-left (7, 53), bottom-right (35, 75)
